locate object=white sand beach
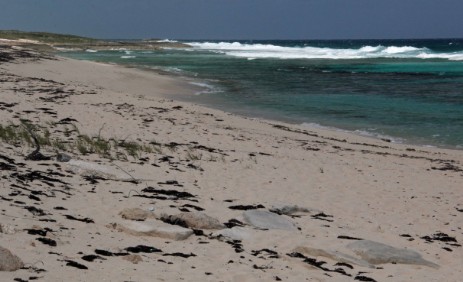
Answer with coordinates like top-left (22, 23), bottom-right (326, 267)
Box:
top-left (1, 45), bottom-right (462, 281)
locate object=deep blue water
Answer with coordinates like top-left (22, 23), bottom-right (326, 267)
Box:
top-left (61, 39), bottom-right (463, 149)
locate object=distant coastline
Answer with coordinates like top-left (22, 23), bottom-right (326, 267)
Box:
top-left (0, 30), bottom-right (190, 51)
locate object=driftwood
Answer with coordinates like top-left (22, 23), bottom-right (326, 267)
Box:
top-left (23, 124), bottom-right (51, 161)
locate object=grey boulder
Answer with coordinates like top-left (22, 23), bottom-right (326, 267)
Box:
top-left (213, 227), bottom-right (253, 241)
top-left (109, 220), bottom-right (194, 241)
top-left (347, 240), bottom-right (439, 268)
top-left (0, 246), bottom-right (24, 271)
top-left (161, 212), bottom-right (225, 230)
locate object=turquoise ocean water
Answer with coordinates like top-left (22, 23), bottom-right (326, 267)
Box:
top-left (61, 39), bottom-right (463, 149)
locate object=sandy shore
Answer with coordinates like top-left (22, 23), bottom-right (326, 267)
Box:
top-left (1, 45), bottom-right (462, 281)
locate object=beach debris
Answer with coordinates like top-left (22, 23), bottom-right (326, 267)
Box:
top-left (65, 160), bottom-right (134, 181)
top-left (161, 212), bottom-right (225, 230)
top-left (56, 117), bottom-right (78, 125)
top-left (94, 249), bottom-right (129, 257)
top-left (64, 214), bottom-right (94, 223)
top-left (64, 260), bottom-right (88, 270)
top-left (25, 206), bottom-right (47, 216)
top-left (108, 220), bottom-right (194, 241)
top-left (0, 154), bottom-right (16, 164)
top-left (23, 125), bottom-right (51, 161)
top-left (287, 251), bottom-right (352, 277)
top-left (159, 214), bottom-right (188, 228)
top-left (0, 161), bottom-right (16, 171)
top-left (81, 255), bottom-right (106, 262)
top-left (0, 246), bottom-right (24, 271)
top-left (354, 275), bottom-right (377, 281)
top-left (11, 170), bottom-right (67, 186)
top-left (338, 235), bottom-right (363, 241)
top-left (163, 252), bottom-right (197, 258)
top-left (420, 232), bottom-right (459, 244)
top-left (125, 245), bottom-right (162, 253)
top-left (269, 204), bottom-right (314, 215)
top-left (140, 187), bottom-right (195, 200)
top-left (311, 212), bottom-right (334, 222)
top-left (180, 204), bottom-right (204, 211)
top-left (243, 210), bottom-right (297, 230)
top-left (25, 228), bottom-right (48, 236)
top-left (119, 208), bottom-right (153, 221)
top-left (431, 162), bottom-right (463, 172)
top-left (158, 180), bottom-right (183, 187)
top-left (223, 240), bottom-right (245, 253)
top-left (346, 240), bottom-right (439, 268)
top-left (36, 237), bottom-right (57, 247)
top-left (56, 153), bottom-right (71, 162)
top-left (186, 163), bottom-right (204, 171)
top-left (229, 204), bottom-right (265, 210)
top-left (420, 232), bottom-right (461, 250)
top-left (293, 246), bottom-right (373, 268)
top-left (251, 248), bottom-right (279, 259)
top-left (223, 219), bottom-right (245, 228)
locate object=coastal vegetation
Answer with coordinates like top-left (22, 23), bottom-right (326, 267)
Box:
top-left (0, 121), bottom-right (162, 160)
top-left (0, 30), bottom-right (189, 51)
top-left (0, 30), bottom-right (99, 44)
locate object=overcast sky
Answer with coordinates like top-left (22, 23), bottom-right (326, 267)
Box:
top-left (1, 0), bottom-right (462, 40)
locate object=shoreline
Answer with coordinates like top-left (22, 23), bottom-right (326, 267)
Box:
top-left (58, 51), bottom-right (463, 151)
top-left (1, 45), bottom-right (462, 281)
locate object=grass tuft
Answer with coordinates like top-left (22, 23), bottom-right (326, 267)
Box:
top-left (0, 122), bottom-right (158, 161)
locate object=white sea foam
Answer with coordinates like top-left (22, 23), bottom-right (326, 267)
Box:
top-left (85, 49), bottom-right (98, 53)
top-left (54, 47), bottom-right (79, 52)
top-left (121, 56), bottom-right (136, 59)
top-left (301, 122), bottom-right (403, 143)
top-left (156, 39), bottom-right (178, 43)
top-left (353, 129), bottom-right (404, 144)
top-left (189, 81), bottom-right (223, 95)
top-left (187, 42), bottom-right (463, 61)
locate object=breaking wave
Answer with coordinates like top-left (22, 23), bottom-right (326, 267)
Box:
top-left (187, 42), bottom-right (463, 61)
